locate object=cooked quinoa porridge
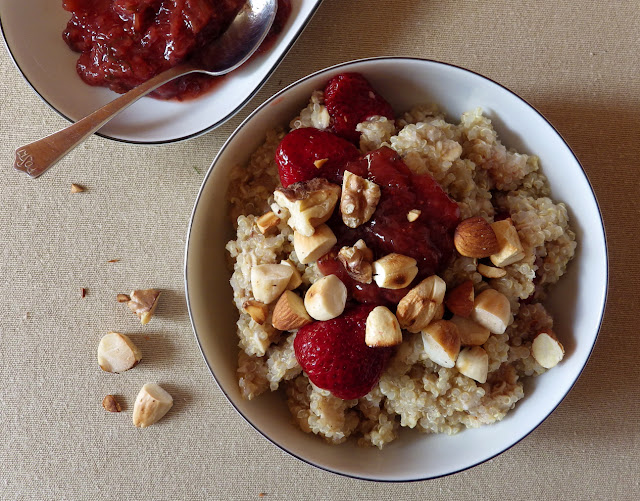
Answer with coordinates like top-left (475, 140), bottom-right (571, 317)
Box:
top-left (225, 73), bottom-right (576, 448)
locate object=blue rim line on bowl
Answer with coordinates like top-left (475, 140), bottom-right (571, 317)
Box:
top-left (0, 1), bottom-right (324, 145)
top-left (184, 56), bottom-right (609, 481)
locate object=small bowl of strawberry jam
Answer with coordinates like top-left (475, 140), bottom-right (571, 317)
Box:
top-left (185, 58), bottom-right (607, 480)
top-left (0, 0), bottom-right (322, 143)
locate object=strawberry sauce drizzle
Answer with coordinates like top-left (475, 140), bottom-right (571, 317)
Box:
top-left (317, 147), bottom-right (461, 306)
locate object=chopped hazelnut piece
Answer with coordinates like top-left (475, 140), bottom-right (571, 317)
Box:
top-left (250, 264), bottom-right (294, 304)
top-left (102, 395), bottom-right (122, 413)
top-left (471, 288), bottom-right (511, 334)
top-left (478, 263), bottom-right (507, 278)
top-left (116, 293), bottom-right (131, 303)
top-left (365, 306), bottom-right (402, 347)
top-left (97, 332), bottom-right (142, 373)
top-left (293, 224), bottom-right (337, 264)
top-left (434, 302), bottom-right (445, 321)
top-left (396, 275), bottom-right (446, 333)
top-left (280, 260), bottom-right (303, 290)
top-left (450, 315), bottom-right (491, 346)
top-left (304, 275), bottom-right (347, 321)
top-left (532, 330), bottom-right (565, 369)
top-left (127, 289), bottom-right (161, 325)
top-left (337, 239), bottom-right (374, 284)
top-left (456, 346), bottom-right (489, 383)
top-left (372, 253), bottom-right (418, 289)
top-left (256, 211), bottom-right (280, 235)
top-left (70, 183), bottom-right (85, 193)
top-left (340, 170), bottom-right (381, 228)
top-left (490, 219), bottom-right (525, 267)
top-left (272, 291), bottom-right (312, 331)
top-left (421, 320), bottom-right (460, 368)
top-left (313, 158), bottom-right (328, 168)
top-left (407, 209), bottom-right (421, 222)
top-left (445, 280), bottom-right (474, 317)
top-left (274, 178), bottom-right (341, 237)
top-left (243, 300), bottom-right (269, 325)
top-left (132, 383), bottom-right (173, 428)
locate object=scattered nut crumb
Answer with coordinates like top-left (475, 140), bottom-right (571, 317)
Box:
top-left (107, 259), bottom-right (120, 263)
top-left (102, 395), bottom-right (122, 413)
top-left (81, 287), bottom-right (87, 298)
top-left (407, 209), bottom-right (421, 222)
top-left (126, 289), bottom-right (161, 325)
top-left (258, 494), bottom-right (266, 498)
top-left (116, 293), bottom-right (131, 303)
top-left (256, 211), bottom-right (280, 235)
top-left (477, 263), bottom-right (507, 278)
top-left (243, 299), bottom-right (269, 325)
top-left (70, 183), bottom-right (85, 193)
top-left (313, 158), bottom-right (328, 168)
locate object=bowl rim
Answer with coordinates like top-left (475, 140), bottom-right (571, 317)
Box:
top-left (0, 1), bottom-right (324, 145)
top-left (184, 56), bottom-right (609, 482)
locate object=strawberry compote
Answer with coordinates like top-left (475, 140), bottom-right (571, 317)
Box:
top-left (62, 0), bottom-right (291, 100)
top-left (317, 147), bottom-right (461, 305)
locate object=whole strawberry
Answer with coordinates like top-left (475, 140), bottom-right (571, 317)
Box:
top-left (275, 127), bottom-right (360, 187)
top-left (324, 72), bottom-right (395, 143)
top-left (294, 304), bottom-right (394, 400)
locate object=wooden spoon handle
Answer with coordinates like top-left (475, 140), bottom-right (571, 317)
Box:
top-left (14, 64), bottom-right (194, 178)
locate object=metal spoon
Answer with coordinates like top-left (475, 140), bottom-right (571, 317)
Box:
top-left (14, 0), bottom-right (277, 179)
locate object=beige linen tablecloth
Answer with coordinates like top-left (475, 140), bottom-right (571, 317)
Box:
top-left (1, 1), bottom-right (638, 499)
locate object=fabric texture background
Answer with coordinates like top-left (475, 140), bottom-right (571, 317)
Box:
top-left (1, 0), bottom-right (638, 499)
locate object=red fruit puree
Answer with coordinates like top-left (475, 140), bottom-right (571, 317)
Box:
top-left (317, 147), bottom-right (461, 305)
top-left (62, 0), bottom-right (291, 100)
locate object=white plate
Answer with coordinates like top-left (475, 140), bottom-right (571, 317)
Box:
top-left (0, 0), bottom-right (323, 144)
top-left (185, 58), bottom-right (608, 481)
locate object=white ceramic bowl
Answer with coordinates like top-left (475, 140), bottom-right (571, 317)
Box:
top-left (0, 0), bottom-right (322, 144)
top-left (185, 57), bottom-right (608, 481)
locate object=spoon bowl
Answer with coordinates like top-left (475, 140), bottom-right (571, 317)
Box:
top-left (197, 0), bottom-right (279, 74)
top-left (13, 0), bottom-right (278, 179)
